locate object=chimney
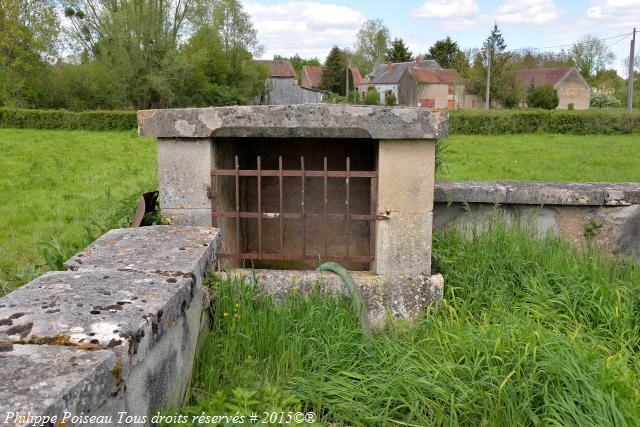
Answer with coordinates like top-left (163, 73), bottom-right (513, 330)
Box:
top-left (387, 61), bottom-right (393, 73)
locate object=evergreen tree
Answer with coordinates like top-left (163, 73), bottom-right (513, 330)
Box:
top-left (320, 46), bottom-right (347, 95)
top-left (385, 39), bottom-right (413, 63)
top-left (473, 23), bottom-right (520, 108)
top-left (425, 36), bottom-right (459, 69)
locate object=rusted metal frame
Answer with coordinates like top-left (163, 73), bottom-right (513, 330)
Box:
top-left (218, 253), bottom-right (374, 262)
top-left (323, 156), bottom-right (328, 259)
top-left (212, 211), bottom-right (376, 221)
top-left (300, 156), bottom-right (306, 258)
top-left (212, 169), bottom-right (376, 178)
top-left (345, 157), bottom-right (351, 260)
top-left (257, 156), bottom-right (262, 257)
top-left (279, 156), bottom-right (284, 257)
top-left (234, 155), bottom-right (241, 263)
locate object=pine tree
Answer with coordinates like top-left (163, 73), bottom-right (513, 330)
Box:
top-left (385, 39), bottom-right (413, 63)
top-left (320, 46), bottom-right (347, 94)
top-left (425, 36), bottom-right (460, 69)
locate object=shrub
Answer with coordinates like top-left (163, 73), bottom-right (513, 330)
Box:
top-left (567, 103), bottom-right (575, 110)
top-left (449, 109), bottom-right (640, 134)
top-left (384, 92), bottom-right (397, 106)
top-left (0, 108), bottom-right (137, 131)
top-left (364, 88), bottom-right (380, 106)
top-left (590, 92), bottom-right (621, 109)
top-left (526, 84), bottom-right (559, 110)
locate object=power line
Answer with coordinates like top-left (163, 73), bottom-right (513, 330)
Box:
top-left (512, 31), bottom-right (633, 53)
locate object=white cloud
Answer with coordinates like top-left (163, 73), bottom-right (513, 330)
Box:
top-left (411, 0), bottom-right (563, 30)
top-left (585, 0), bottom-right (640, 28)
top-left (493, 0), bottom-right (562, 24)
top-left (412, 0), bottom-right (480, 19)
top-left (243, 1), bottom-right (365, 60)
top-left (411, 0), bottom-right (482, 30)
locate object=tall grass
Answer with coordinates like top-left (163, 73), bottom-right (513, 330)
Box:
top-left (183, 224), bottom-right (640, 426)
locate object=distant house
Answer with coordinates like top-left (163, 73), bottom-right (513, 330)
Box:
top-left (301, 65), bottom-right (363, 93)
top-left (254, 60), bottom-right (324, 105)
top-left (403, 67), bottom-right (477, 109)
top-left (517, 67), bottom-right (590, 110)
top-left (301, 66), bottom-right (324, 89)
top-left (358, 59), bottom-right (440, 105)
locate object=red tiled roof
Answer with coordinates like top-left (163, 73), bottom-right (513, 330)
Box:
top-left (409, 67), bottom-right (461, 84)
top-left (351, 67), bottom-right (363, 86)
top-left (303, 65), bottom-right (324, 88)
top-left (516, 67), bottom-right (574, 87)
top-left (259, 60), bottom-right (296, 78)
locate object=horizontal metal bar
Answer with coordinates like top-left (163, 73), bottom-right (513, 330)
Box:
top-left (212, 211), bottom-right (376, 221)
top-left (219, 253), bottom-right (374, 262)
top-left (212, 169), bottom-right (376, 178)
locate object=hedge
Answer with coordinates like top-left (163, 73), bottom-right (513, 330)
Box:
top-left (449, 109), bottom-right (640, 135)
top-left (2, 107), bottom-right (640, 135)
top-left (0, 108), bottom-right (137, 131)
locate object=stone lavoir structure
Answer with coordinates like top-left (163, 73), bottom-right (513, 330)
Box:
top-left (138, 104), bottom-right (447, 324)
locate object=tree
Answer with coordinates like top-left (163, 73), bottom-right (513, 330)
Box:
top-left (472, 23), bottom-right (520, 108)
top-left (320, 46), bottom-right (347, 95)
top-left (0, 0), bottom-right (59, 106)
top-left (386, 38), bottom-right (413, 63)
top-left (590, 92), bottom-right (621, 108)
top-left (425, 37), bottom-right (459, 68)
top-left (355, 19), bottom-right (390, 69)
top-left (526, 84), bottom-right (559, 109)
top-left (212, 0), bottom-right (262, 57)
top-left (569, 35), bottom-right (615, 83)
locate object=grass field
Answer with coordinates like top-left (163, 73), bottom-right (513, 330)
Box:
top-left (440, 134), bottom-right (640, 182)
top-left (178, 224), bottom-right (640, 426)
top-left (1, 128), bottom-right (639, 295)
top-left (0, 129), bottom-right (157, 295)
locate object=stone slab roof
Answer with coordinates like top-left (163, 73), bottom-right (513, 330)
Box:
top-left (138, 104), bottom-right (448, 140)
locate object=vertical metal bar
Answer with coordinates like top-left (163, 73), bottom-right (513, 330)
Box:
top-left (323, 156), bottom-right (328, 259)
top-left (345, 157), bottom-right (350, 259)
top-left (370, 175), bottom-right (378, 267)
top-left (257, 156), bottom-right (262, 258)
top-left (235, 155), bottom-right (241, 262)
top-left (300, 156), bottom-right (306, 258)
top-left (211, 174), bottom-right (218, 227)
top-left (279, 156), bottom-right (284, 257)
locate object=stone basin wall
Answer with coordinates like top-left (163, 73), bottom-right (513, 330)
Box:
top-left (434, 181), bottom-right (640, 257)
top-left (0, 226), bottom-right (220, 426)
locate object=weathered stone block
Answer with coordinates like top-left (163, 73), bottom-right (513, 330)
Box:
top-left (138, 105), bottom-right (448, 140)
top-left (0, 345), bottom-right (120, 423)
top-left (64, 225), bottom-right (220, 285)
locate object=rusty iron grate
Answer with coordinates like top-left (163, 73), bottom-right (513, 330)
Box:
top-left (211, 155), bottom-right (378, 263)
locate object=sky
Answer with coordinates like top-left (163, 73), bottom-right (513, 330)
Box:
top-left (242, 0), bottom-right (640, 73)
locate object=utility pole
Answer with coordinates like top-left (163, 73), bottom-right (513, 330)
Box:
top-left (346, 56), bottom-right (351, 104)
top-left (627, 28), bottom-right (636, 112)
top-left (485, 48), bottom-right (491, 109)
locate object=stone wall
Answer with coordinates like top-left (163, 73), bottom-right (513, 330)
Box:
top-left (0, 226), bottom-right (220, 426)
top-left (434, 181), bottom-right (640, 256)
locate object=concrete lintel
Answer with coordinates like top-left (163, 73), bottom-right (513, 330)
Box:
top-left (435, 181), bottom-right (640, 206)
top-left (221, 269), bottom-right (444, 327)
top-left (137, 105), bottom-right (448, 140)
